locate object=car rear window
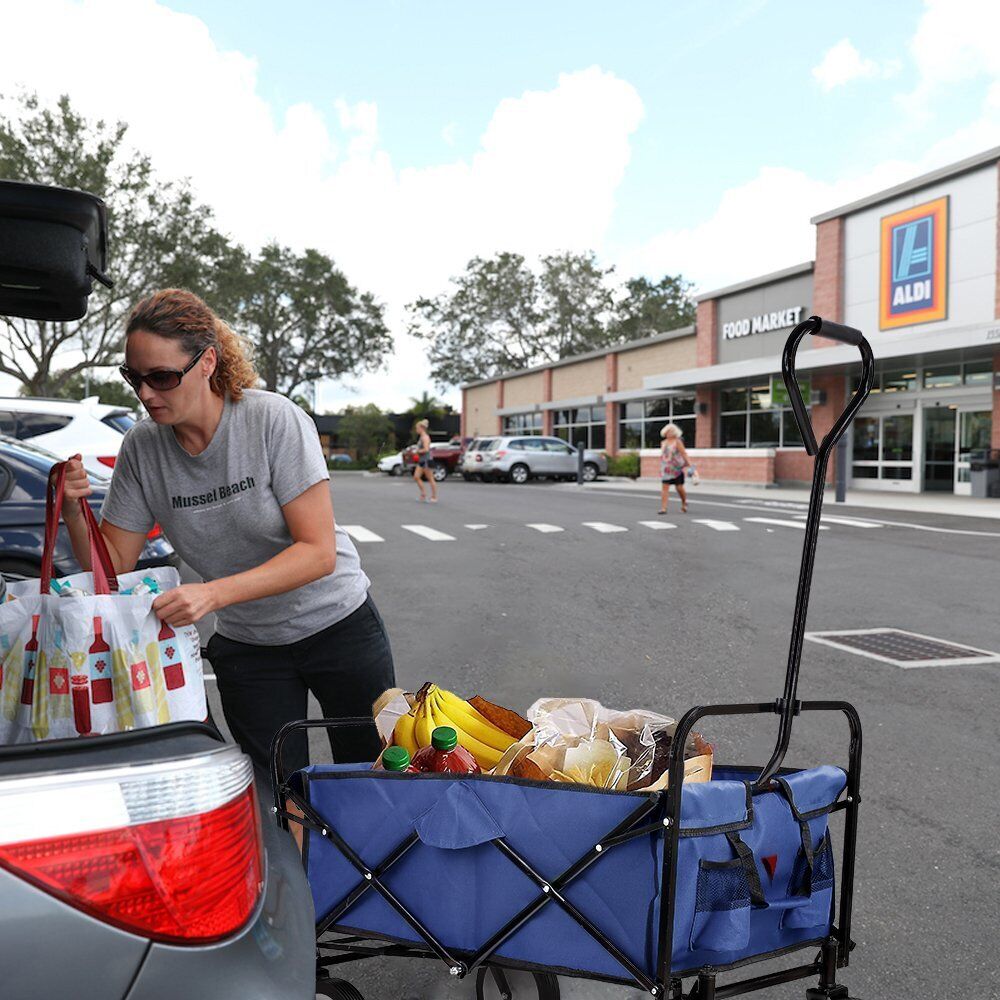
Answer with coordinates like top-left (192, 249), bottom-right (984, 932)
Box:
top-left (478, 439), bottom-right (497, 450)
top-left (15, 412), bottom-right (73, 439)
top-left (102, 412), bottom-right (136, 434)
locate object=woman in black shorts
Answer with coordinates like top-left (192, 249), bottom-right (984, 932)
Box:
top-left (658, 423), bottom-right (690, 514)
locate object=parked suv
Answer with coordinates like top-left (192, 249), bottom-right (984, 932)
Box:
top-left (460, 437), bottom-right (497, 480)
top-left (481, 436), bottom-right (607, 483)
top-left (0, 396), bottom-right (137, 478)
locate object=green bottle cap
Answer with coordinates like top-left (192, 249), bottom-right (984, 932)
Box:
top-left (431, 726), bottom-right (458, 751)
top-left (381, 746), bottom-right (412, 771)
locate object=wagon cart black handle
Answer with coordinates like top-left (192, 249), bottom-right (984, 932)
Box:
top-left (269, 716), bottom-right (376, 827)
top-left (752, 316), bottom-right (875, 793)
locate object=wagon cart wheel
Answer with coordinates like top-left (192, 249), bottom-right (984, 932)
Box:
top-left (315, 975), bottom-right (366, 1000)
top-left (475, 966), bottom-right (560, 1000)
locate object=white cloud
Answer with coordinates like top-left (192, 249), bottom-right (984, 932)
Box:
top-left (812, 38), bottom-right (899, 92)
top-left (0, 0), bottom-right (643, 410)
top-left (441, 121), bottom-right (458, 146)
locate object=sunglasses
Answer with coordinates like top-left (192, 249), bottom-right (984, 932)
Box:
top-left (119, 348), bottom-right (207, 392)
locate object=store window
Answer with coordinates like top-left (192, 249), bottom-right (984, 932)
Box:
top-left (852, 360), bottom-right (993, 395)
top-left (851, 413), bottom-right (914, 481)
top-left (719, 382), bottom-right (809, 449)
top-left (553, 405), bottom-right (607, 449)
top-left (502, 412), bottom-right (542, 435)
top-left (617, 395), bottom-right (695, 450)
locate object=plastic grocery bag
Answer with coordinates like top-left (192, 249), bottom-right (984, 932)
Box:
top-left (0, 463), bottom-right (205, 744)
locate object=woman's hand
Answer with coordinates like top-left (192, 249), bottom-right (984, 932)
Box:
top-left (152, 583), bottom-right (220, 627)
top-left (63, 454), bottom-right (92, 521)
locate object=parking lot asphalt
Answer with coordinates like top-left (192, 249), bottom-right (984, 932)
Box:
top-left (200, 472), bottom-right (1000, 999)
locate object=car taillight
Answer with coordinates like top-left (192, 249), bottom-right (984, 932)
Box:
top-left (97, 455), bottom-right (117, 468)
top-left (147, 523), bottom-right (163, 540)
top-left (494, 450), bottom-right (506, 458)
top-left (0, 746), bottom-right (261, 944)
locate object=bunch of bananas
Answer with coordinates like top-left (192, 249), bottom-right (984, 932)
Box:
top-left (393, 683), bottom-right (519, 770)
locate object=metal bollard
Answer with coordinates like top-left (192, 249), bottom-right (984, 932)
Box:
top-left (576, 440), bottom-right (585, 485)
top-left (835, 437), bottom-right (847, 503)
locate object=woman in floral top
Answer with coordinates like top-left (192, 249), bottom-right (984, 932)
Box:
top-left (658, 423), bottom-right (690, 515)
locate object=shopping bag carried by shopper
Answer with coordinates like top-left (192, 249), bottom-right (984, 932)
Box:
top-left (0, 462), bottom-right (206, 744)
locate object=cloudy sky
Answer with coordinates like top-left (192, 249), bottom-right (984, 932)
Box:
top-left (2, 0), bottom-right (1000, 411)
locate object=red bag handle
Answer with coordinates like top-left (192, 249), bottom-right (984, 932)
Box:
top-left (41, 462), bottom-right (119, 596)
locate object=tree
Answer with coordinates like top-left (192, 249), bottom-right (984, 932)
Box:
top-left (27, 369), bottom-right (136, 408)
top-left (227, 242), bottom-right (393, 398)
top-left (611, 274), bottom-right (696, 342)
top-left (408, 252), bottom-right (542, 386)
top-left (537, 251), bottom-right (615, 359)
top-left (337, 404), bottom-right (394, 461)
top-left (0, 91), bottom-right (241, 395)
top-left (407, 391), bottom-right (445, 421)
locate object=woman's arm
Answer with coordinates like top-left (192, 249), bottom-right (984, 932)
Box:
top-left (677, 441), bottom-right (692, 464)
top-left (152, 480), bottom-right (337, 627)
top-left (63, 456), bottom-right (148, 575)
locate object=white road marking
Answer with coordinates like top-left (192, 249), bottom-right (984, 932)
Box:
top-left (583, 521), bottom-right (628, 533)
top-left (693, 519), bottom-right (740, 532)
top-left (341, 524), bottom-right (385, 543)
top-left (401, 524), bottom-right (456, 541)
top-left (465, 524), bottom-right (490, 530)
top-left (798, 515), bottom-right (882, 528)
top-left (526, 523), bottom-right (564, 533)
top-left (638, 520), bottom-right (676, 530)
top-left (745, 517), bottom-right (829, 531)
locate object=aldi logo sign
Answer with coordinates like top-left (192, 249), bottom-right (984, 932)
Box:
top-left (879, 196), bottom-right (948, 330)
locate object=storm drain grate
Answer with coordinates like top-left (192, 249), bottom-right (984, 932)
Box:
top-left (805, 628), bottom-right (1000, 669)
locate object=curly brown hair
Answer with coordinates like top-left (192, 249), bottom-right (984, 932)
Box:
top-left (125, 289), bottom-right (258, 400)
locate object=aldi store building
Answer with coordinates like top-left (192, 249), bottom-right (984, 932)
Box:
top-left (461, 147), bottom-right (1000, 497)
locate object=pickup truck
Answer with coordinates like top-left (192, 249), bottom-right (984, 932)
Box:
top-left (401, 436), bottom-right (469, 481)
top-left (0, 180), bottom-right (316, 1000)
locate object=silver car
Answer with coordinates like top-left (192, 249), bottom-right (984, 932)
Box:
top-left (481, 436), bottom-right (608, 484)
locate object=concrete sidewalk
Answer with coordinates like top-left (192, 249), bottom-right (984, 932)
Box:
top-left (584, 477), bottom-right (1000, 520)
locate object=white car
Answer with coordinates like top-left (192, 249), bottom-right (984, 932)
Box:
top-left (0, 396), bottom-right (137, 478)
top-left (377, 451), bottom-right (405, 476)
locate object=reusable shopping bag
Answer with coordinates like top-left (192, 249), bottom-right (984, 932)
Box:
top-left (0, 462), bottom-right (206, 744)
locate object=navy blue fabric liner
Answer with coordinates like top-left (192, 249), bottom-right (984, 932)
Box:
top-left (300, 762), bottom-right (846, 981)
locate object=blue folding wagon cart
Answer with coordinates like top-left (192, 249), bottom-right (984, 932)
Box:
top-left (271, 316), bottom-right (873, 1000)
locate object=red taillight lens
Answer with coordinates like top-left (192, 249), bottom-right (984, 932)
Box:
top-left (147, 523), bottom-right (163, 540)
top-left (0, 785), bottom-right (261, 944)
top-left (494, 450), bottom-right (506, 458)
top-left (97, 455), bottom-right (117, 468)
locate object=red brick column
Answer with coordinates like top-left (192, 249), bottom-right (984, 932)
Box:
top-left (774, 371), bottom-right (845, 481)
top-left (542, 368), bottom-right (553, 436)
top-left (812, 217), bottom-right (845, 347)
top-left (695, 387), bottom-right (716, 448)
top-left (605, 353), bottom-right (618, 454)
top-left (460, 388), bottom-right (467, 439)
top-left (696, 299), bottom-right (718, 367)
top-left (496, 380), bottom-right (504, 434)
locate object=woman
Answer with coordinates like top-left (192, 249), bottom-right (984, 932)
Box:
top-left (412, 418), bottom-right (438, 503)
top-left (61, 288), bottom-right (395, 774)
top-left (659, 423), bottom-right (690, 515)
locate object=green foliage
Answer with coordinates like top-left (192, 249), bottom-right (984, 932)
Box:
top-left (606, 452), bottom-right (640, 478)
top-left (26, 370), bottom-right (137, 409)
top-left (407, 250), bottom-right (695, 387)
top-left (327, 457), bottom-right (376, 471)
top-left (0, 91), bottom-right (392, 399)
top-left (407, 391), bottom-right (445, 420)
top-left (337, 403), bottom-right (394, 463)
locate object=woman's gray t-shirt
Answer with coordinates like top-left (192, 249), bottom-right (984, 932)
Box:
top-left (101, 389), bottom-right (370, 645)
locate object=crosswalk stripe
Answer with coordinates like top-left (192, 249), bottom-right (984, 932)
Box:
top-left (638, 520), bottom-right (676, 530)
top-left (799, 515), bottom-right (881, 528)
top-left (465, 524), bottom-right (490, 530)
top-left (401, 524), bottom-right (456, 541)
top-left (341, 525), bottom-right (384, 543)
top-left (693, 519), bottom-right (740, 532)
top-left (745, 517), bottom-right (829, 531)
top-left (583, 521), bottom-right (628, 533)
top-left (526, 523), bottom-right (564, 533)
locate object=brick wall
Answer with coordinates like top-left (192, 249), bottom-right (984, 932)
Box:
top-left (772, 371), bottom-right (846, 482)
top-left (695, 386), bottom-right (716, 448)
top-left (542, 368), bottom-right (553, 436)
top-left (496, 380), bottom-right (504, 433)
top-left (640, 450), bottom-right (775, 484)
top-left (551, 356), bottom-right (606, 398)
top-left (502, 370), bottom-right (545, 408)
top-left (696, 299), bottom-right (718, 368)
top-left (616, 335), bottom-right (697, 390)
top-left (463, 382), bottom-right (500, 437)
top-left (812, 217), bottom-right (845, 346)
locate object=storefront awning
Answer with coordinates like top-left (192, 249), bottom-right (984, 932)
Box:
top-left (642, 320), bottom-right (1000, 391)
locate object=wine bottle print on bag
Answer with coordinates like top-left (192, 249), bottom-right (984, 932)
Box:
top-left (157, 619), bottom-right (186, 691)
top-left (19, 614), bottom-right (40, 707)
top-left (89, 616), bottom-right (113, 707)
top-left (47, 626), bottom-right (71, 720)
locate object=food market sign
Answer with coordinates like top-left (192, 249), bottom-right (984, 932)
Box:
top-left (879, 196), bottom-right (948, 330)
top-left (722, 306), bottom-right (805, 341)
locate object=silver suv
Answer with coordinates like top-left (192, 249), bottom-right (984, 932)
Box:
top-left (481, 436), bottom-right (607, 484)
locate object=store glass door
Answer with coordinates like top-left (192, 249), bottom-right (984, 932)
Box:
top-left (955, 409), bottom-right (993, 495)
top-left (923, 407), bottom-right (956, 492)
top-left (851, 413), bottom-right (915, 486)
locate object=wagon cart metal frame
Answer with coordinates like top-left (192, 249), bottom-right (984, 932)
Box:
top-left (270, 315), bottom-right (874, 1000)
